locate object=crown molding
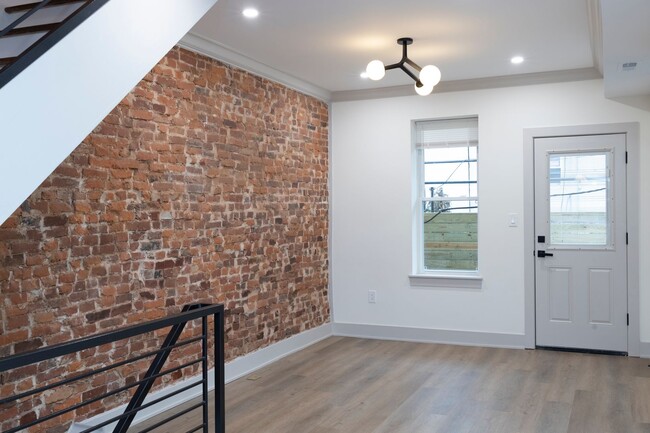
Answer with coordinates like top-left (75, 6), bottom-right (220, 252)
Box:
top-left (179, 32), bottom-right (332, 103)
top-left (179, 32), bottom-right (601, 104)
top-left (587, 0), bottom-right (603, 75)
top-left (330, 67), bottom-right (602, 102)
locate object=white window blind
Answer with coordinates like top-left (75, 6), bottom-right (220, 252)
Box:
top-left (415, 117), bottom-right (478, 149)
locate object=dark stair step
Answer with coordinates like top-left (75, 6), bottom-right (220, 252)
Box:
top-left (5, 0), bottom-right (85, 13)
top-left (0, 23), bottom-right (59, 37)
top-left (0, 57), bottom-right (18, 66)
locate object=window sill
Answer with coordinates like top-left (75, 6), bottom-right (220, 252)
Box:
top-left (408, 273), bottom-right (483, 289)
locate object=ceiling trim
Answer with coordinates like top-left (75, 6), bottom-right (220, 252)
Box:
top-left (587, 0), bottom-right (603, 74)
top-left (178, 32), bottom-right (332, 103)
top-left (331, 67), bottom-right (602, 102)
top-left (179, 32), bottom-right (601, 104)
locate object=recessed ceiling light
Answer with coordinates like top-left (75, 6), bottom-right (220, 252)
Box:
top-left (360, 71), bottom-right (369, 79)
top-left (511, 56), bottom-right (524, 64)
top-left (243, 8), bottom-right (259, 18)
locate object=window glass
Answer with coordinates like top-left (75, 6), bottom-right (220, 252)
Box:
top-left (416, 117), bottom-right (478, 272)
top-left (422, 200), bottom-right (478, 271)
top-left (549, 152), bottom-right (609, 246)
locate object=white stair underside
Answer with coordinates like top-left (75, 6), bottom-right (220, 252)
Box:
top-left (0, 0), bottom-right (219, 225)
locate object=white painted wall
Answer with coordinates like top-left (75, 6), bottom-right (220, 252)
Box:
top-left (331, 79), bottom-right (650, 341)
top-left (0, 0), bottom-right (219, 225)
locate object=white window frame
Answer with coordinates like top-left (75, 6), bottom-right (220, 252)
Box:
top-left (409, 117), bottom-right (482, 289)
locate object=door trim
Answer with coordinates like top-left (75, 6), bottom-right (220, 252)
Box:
top-left (523, 123), bottom-right (640, 356)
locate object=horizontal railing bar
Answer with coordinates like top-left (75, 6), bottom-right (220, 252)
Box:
top-left (5, 0), bottom-right (85, 13)
top-left (185, 425), bottom-right (205, 433)
top-left (0, 335), bottom-right (203, 405)
top-left (135, 402), bottom-right (205, 433)
top-left (0, 304), bottom-right (223, 372)
top-left (78, 380), bottom-right (204, 433)
top-left (2, 358), bottom-right (204, 433)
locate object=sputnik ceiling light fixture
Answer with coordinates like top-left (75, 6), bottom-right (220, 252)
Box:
top-left (366, 37), bottom-right (441, 96)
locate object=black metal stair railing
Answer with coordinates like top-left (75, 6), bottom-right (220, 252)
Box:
top-left (0, 0), bottom-right (111, 89)
top-left (0, 303), bottom-right (225, 433)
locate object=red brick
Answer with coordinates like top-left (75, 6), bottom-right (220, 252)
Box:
top-left (43, 215), bottom-right (67, 227)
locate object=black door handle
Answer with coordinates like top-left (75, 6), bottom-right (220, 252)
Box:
top-left (537, 250), bottom-right (554, 258)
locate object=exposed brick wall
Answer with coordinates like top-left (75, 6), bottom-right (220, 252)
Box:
top-left (0, 47), bottom-right (329, 431)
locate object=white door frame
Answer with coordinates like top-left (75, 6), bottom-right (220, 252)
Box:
top-left (523, 123), bottom-right (640, 356)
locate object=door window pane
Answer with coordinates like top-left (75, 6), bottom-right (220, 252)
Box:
top-left (549, 153), bottom-right (609, 246)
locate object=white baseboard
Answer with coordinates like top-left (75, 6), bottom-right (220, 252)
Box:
top-left (225, 322), bottom-right (333, 382)
top-left (67, 322), bottom-right (333, 432)
top-left (639, 342), bottom-right (650, 358)
top-left (332, 322), bottom-right (526, 349)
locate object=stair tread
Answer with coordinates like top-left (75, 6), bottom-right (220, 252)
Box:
top-left (5, 0), bottom-right (86, 14)
top-left (1, 23), bottom-right (59, 37)
top-left (0, 57), bottom-right (18, 65)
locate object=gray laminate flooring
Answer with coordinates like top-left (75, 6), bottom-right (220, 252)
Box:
top-left (135, 336), bottom-right (650, 433)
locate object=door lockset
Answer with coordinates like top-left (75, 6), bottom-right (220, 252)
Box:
top-left (537, 250), bottom-right (554, 258)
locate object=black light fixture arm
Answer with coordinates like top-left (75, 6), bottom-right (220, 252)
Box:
top-left (384, 37), bottom-right (424, 87)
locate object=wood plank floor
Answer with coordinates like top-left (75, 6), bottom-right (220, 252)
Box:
top-left (136, 337), bottom-right (650, 433)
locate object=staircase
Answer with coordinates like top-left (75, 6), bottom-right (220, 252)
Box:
top-left (0, 0), bottom-right (110, 86)
top-left (0, 0), bottom-right (219, 225)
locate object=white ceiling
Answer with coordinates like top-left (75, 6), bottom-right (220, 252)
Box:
top-left (601, 0), bottom-right (650, 99)
top-left (186, 0), bottom-right (650, 101)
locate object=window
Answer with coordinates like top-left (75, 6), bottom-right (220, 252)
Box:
top-left (549, 152), bottom-right (610, 246)
top-left (414, 117), bottom-right (478, 274)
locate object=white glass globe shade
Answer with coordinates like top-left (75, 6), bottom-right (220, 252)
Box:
top-left (414, 81), bottom-right (434, 96)
top-left (366, 60), bottom-right (386, 81)
top-left (419, 65), bottom-right (441, 87)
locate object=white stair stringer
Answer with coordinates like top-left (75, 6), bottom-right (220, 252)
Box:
top-left (0, 0), bottom-right (219, 225)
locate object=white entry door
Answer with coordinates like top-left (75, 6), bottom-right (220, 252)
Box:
top-left (534, 134), bottom-right (627, 352)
